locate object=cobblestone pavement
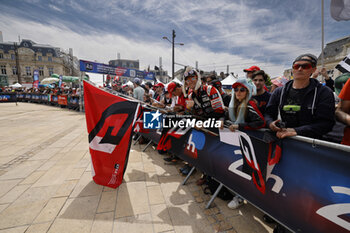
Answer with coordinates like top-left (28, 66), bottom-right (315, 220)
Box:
top-left (0, 103), bottom-right (274, 233)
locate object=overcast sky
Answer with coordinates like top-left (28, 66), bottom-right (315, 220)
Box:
top-left (1, 0), bottom-right (349, 79)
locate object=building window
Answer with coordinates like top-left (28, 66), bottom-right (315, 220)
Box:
top-left (11, 54), bottom-right (15, 60)
top-left (0, 53), bottom-right (3, 59)
top-left (39, 67), bottom-right (44, 76)
top-left (12, 66), bottom-right (17, 75)
top-left (48, 56), bottom-right (52, 62)
top-left (48, 67), bottom-right (53, 76)
top-left (0, 65), bottom-right (6, 74)
top-left (38, 56), bottom-right (42, 61)
top-left (26, 66), bottom-right (31, 76)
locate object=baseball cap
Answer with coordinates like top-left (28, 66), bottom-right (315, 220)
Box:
top-left (154, 82), bottom-right (165, 88)
top-left (133, 78), bottom-right (141, 85)
top-left (167, 82), bottom-right (177, 98)
top-left (293, 53), bottom-right (318, 67)
top-left (243, 66), bottom-right (260, 72)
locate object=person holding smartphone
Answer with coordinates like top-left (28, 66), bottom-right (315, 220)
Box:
top-left (265, 54), bottom-right (335, 139)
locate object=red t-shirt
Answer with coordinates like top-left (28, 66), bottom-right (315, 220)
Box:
top-left (339, 78), bottom-right (350, 100)
top-left (176, 94), bottom-right (186, 108)
top-left (338, 78), bottom-right (350, 145)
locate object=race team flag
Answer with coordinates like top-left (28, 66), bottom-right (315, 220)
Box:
top-left (335, 53), bottom-right (350, 73)
top-left (84, 81), bottom-right (140, 188)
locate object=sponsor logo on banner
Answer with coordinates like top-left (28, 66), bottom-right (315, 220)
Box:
top-left (184, 131), bottom-right (205, 159)
top-left (0, 95), bottom-right (11, 101)
top-left (85, 63), bottom-right (93, 71)
top-left (115, 68), bottom-right (127, 76)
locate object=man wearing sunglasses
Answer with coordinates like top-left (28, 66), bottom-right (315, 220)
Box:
top-left (265, 53), bottom-right (335, 139)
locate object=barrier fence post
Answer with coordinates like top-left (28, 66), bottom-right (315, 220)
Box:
top-left (205, 183), bottom-right (224, 209)
top-left (133, 134), bottom-right (142, 145)
top-left (181, 166), bottom-right (196, 185)
top-left (79, 75), bottom-right (83, 112)
top-left (142, 140), bottom-right (153, 152)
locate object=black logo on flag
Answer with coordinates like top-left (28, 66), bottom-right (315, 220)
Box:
top-left (89, 101), bottom-right (137, 153)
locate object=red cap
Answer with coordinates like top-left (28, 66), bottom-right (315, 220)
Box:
top-left (243, 66), bottom-right (260, 72)
top-left (167, 82), bottom-right (177, 97)
top-left (154, 83), bottom-right (165, 88)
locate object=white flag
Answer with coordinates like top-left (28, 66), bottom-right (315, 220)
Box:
top-left (331, 0), bottom-right (350, 21)
top-left (336, 53), bottom-right (350, 73)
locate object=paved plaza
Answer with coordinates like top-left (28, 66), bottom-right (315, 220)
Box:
top-left (0, 103), bottom-right (273, 233)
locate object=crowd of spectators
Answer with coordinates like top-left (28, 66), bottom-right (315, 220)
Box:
top-left (109, 53), bottom-right (349, 233)
top-left (0, 85), bottom-right (81, 97)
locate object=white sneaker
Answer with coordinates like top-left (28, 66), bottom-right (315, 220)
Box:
top-left (227, 196), bottom-right (243, 209)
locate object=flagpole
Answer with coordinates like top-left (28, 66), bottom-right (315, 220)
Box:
top-left (321, 0), bottom-right (325, 68)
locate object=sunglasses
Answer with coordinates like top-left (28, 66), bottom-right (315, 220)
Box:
top-left (185, 77), bottom-right (197, 82)
top-left (292, 63), bottom-right (313, 70)
top-left (234, 87), bottom-right (247, 92)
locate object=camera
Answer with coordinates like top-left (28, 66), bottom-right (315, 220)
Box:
top-left (275, 121), bottom-right (286, 128)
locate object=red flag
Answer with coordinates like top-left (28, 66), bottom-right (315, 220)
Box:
top-left (84, 81), bottom-right (139, 188)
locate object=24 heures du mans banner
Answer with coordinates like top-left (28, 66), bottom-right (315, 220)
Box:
top-left (85, 83), bottom-right (350, 233)
top-left (84, 81), bottom-right (140, 188)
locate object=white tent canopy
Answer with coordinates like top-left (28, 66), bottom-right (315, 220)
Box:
top-left (10, 83), bottom-right (22, 88)
top-left (221, 74), bottom-right (237, 88)
top-left (41, 77), bottom-right (59, 84)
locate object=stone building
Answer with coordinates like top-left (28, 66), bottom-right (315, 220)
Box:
top-left (109, 58), bottom-right (139, 69)
top-left (317, 35), bottom-right (350, 79)
top-left (283, 35), bottom-right (350, 80)
top-left (0, 35), bottom-right (80, 86)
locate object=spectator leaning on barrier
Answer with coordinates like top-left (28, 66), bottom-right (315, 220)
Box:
top-left (335, 78), bottom-right (350, 145)
top-left (183, 66), bottom-right (225, 121)
top-left (153, 82), bottom-right (164, 102)
top-left (167, 82), bottom-right (187, 113)
top-left (265, 53), bottom-right (335, 139)
top-left (225, 78), bottom-right (265, 209)
top-left (145, 82), bottom-right (154, 98)
top-left (227, 78), bottom-right (266, 132)
top-left (133, 78), bottom-right (144, 101)
top-left (252, 70), bottom-right (271, 115)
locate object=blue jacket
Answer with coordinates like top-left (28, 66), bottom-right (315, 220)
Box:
top-left (265, 78), bottom-right (335, 139)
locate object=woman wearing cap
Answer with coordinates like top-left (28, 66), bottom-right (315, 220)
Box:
top-left (226, 78), bottom-right (265, 210)
top-left (227, 78), bottom-right (265, 132)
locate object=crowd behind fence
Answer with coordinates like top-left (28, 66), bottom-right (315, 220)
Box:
top-left (0, 87), bottom-right (82, 111)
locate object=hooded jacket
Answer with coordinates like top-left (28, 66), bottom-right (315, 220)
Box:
top-left (265, 78), bottom-right (335, 139)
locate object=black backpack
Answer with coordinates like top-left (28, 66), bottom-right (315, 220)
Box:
top-left (204, 176), bottom-right (234, 201)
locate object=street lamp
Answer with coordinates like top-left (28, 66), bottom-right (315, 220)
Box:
top-left (163, 30), bottom-right (184, 79)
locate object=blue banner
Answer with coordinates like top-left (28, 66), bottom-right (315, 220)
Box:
top-left (33, 70), bottom-right (39, 88)
top-left (79, 60), bottom-right (155, 80)
top-left (59, 75), bottom-right (63, 88)
top-left (140, 127), bottom-right (350, 233)
top-left (0, 93), bottom-right (16, 102)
